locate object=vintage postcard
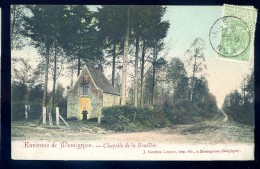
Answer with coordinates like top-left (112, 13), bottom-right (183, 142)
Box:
top-left (0, 7), bottom-right (1, 147)
top-left (11, 5), bottom-right (256, 160)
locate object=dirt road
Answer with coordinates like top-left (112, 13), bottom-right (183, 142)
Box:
top-left (12, 110), bottom-right (254, 144)
top-left (102, 110), bottom-right (253, 144)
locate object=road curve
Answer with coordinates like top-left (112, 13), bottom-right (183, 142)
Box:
top-left (220, 109), bottom-right (228, 122)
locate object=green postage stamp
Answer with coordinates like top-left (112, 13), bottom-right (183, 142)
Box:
top-left (209, 4), bottom-right (257, 63)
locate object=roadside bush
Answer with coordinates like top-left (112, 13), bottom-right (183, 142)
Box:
top-left (224, 104), bottom-right (254, 126)
top-left (11, 102), bottom-right (25, 121)
top-left (164, 99), bottom-right (218, 124)
top-left (163, 102), bottom-right (175, 124)
top-left (173, 100), bottom-right (199, 124)
top-left (101, 105), bottom-right (168, 131)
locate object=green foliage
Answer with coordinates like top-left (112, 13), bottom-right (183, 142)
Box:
top-left (166, 58), bottom-right (187, 84)
top-left (223, 71), bottom-right (254, 126)
top-left (166, 58), bottom-right (190, 101)
top-left (174, 100), bottom-right (200, 123)
top-left (201, 93), bottom-right (218, 116)
top-left (101, 105), bottom-right (168, 131)
top-left (11, 82), bottom-right (28, 120)
top-left (185, 38), bottom-right (207, 101)
top-left (193, 76), bottom-right (209, 103)
top-left (60, 6), bottom-right (103, 66)
top-left (96, 6), bottom-right (128, 85)
top-left (22, 5), bottom-right (65, 49)
top-left (11, 82), bottom-right (67, 120)
top-left (11, 5), bottom-right (28, 50)
top-left (143, 70), bottom-right (160, 105)
top-left (12, 82), bottom-right (28, 101)
top-left (28, 84), bottom-right (44, 105)
top-left (223, 91), bottom-right (254, 124)
top-left (245, 71), bottom-right (254, 102)
top-left (12, 57), bottom-right (42, 87)
top-left (185, 38), bottom-right (207, 73)
top-left (96, 6), bottom-right (127, 46)
top-left (224, 105), bottom-right (254, 126)
top-left (137, 6), bottom-right (169, 47)
top-left (163, 97), bottom-right (218, 125)
top-left (162, 102), bottom-right (175, 123)
top-left (175, 76), bottom-right (190, 100)
top-left (162, 56), bottom-right (217, 124)
top-left (144, 71), bottom-right (154, 94)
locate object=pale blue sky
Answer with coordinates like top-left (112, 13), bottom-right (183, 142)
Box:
top-left (163, 6), bottom-right (222, 59)
top-left (162, 6), bottom-right (253, 107)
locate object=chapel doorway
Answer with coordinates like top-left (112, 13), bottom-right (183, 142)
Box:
top-left (79, 97), bottom-right (91, 120)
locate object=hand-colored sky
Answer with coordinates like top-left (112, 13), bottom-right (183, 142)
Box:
top-left (163, 6), bottom-right (253, 107)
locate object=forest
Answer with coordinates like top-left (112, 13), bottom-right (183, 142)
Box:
top-left (11, 5), bottom-right (254, 129)
top-left (222, 71), bottom-right (254, 125)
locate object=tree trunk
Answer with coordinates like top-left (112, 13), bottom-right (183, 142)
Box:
top-left (42, 45), bottom-right (50, 125)
top-left (190, 55), bottom-right (197, 101)
top-left (151, 44), bottom-right (157, 107)
top-left (161, 82), bottom-right (164, 105)
top-left (98, 58), bottom-right (103, 71)
top-left (42, 45), bottom-right (50, 107)
top-left (70, 65), bottom-right (74, 88)
top-left (151, 65), bottom-right (156, 107)
top-left (51, 46), bottom-right (57, 120)
top-left (112, 43), bottom-right (116, 87)
top-left (173, 86), bottom-right (176, 109)
top-left (11, 6), bottom-right (16, 49)
top-left (242, 78), bottom-right (246, 105)
top-left (121, 6), bottom-right (130, 105)
top-left (134, 35), bottom-right (140, 107)
top-left (77, 54), bottom-right (81, 77)
top-left (140, 39), bottom-right (146, 107)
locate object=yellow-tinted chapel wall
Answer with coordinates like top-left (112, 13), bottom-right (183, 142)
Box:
top-left (103, 93), bottom-right (120, 107)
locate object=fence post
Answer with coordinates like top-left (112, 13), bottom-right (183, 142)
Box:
top-left (59, 115), bottom-right (69, 126)
top-left (49, 112), bottom-right (53, 126)
top-left (56, 107), bottom-right (60, 126)
top-left (25, 105), bottom-right (28, 120)
top-left (43, 107), bottom-right (46, 125)
top-left (28, 105), bottom-right (30, 115)
top-left (98, 110), bottom-right (102, 123)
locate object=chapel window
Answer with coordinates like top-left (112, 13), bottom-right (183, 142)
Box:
top-left (80, 77), bottom-right (89, 96)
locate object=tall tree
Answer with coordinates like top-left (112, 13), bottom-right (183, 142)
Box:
top-left (245, 70), bottom-right (254, 103)
top-left (96, 6), bottom-right (126, 87)
top-left (11, 5), bottom-right (27, 50)
top-left (121, 6), bottom-right (130, 105)
top-left (11, 57), bottom-right (41, 88)
top-left (11, 57), bottom-right (42, 110)
top-left (133, 22), bottom-right (140, 107)
top-left (60, 5), bottom-right (103, 76)
top-left (149, 21), bottom-right (169, 106)
top-left (229, 90), bottom-right (243, 107)
top-left (193, 76), bottom-right (209, 103)
top-left (150, 53), bottom-right (167, 106)
top-left (143, 70), bottom-right (154, 106)
top-left (49, 44), bottom-right (65, 117)
top-left (223, 71), bottom-right (254, 125)
top-left (140, 39), bottom-right (146, 107)
top-left (55, 83), bottom-right (66, 107)
top-left (185, 38), bottom-right (207, 101)
top-left (137, 6), bottom-right (169, 107)
top-left (166, 58), bottom-right (188, 106)
top-left (130, 6), bottom-right (143, 107)
top-left (22, 5), bottom-right (67, 125)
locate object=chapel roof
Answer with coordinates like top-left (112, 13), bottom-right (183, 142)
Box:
top-left (84, 65), bottom-right (120, 96)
